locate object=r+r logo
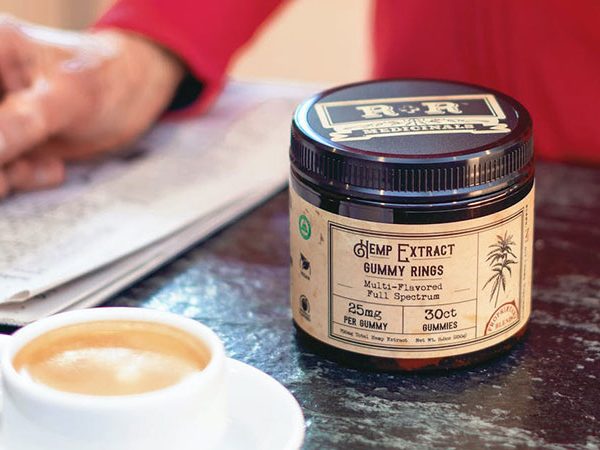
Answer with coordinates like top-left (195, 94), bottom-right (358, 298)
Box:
top-left (355, 101), bottom-right (463, 119)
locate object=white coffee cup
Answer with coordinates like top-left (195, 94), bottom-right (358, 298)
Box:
top-left (0, 307), bottom-right (227, 450)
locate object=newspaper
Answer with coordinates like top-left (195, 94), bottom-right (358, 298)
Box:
top-left (0, 81), bottom-right (316, 325)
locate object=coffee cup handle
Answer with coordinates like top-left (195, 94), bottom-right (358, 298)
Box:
top-left (0, 334), bottom-right (13, 410)
top-left (0, 334), bottom-right (12, 448)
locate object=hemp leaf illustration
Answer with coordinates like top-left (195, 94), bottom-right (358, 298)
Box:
top-left (483, 231), bottom-right (518, 307)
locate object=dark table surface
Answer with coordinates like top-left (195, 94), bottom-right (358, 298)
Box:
top-left (106, 160), bottom-right (599, 450)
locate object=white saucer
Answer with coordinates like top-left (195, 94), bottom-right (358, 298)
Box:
top-left (0, 357), bottom-right (305, 450)
top-left (219, 358), bottom-right (305, 450)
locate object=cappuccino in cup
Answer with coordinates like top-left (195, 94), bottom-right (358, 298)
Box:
top-left (1, 308), bottom-right (227, 450)
top-left (13, 320), bottom-right (210, 396)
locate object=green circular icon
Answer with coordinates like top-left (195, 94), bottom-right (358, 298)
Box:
top-left (298, 214), bottom-right (311, 240)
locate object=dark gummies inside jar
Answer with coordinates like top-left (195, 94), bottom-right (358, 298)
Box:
top-left (289, 79), bottom-right (534, 371)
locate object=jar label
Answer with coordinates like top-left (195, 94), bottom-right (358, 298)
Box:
top-left (290, 185), bottom-right (534, 359)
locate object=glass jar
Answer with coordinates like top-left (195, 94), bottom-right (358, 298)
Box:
top-left (289, 79), bottom-right (534, 371)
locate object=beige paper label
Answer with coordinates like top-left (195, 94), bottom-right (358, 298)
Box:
top-left (290, 185), bottom-right (534, 359)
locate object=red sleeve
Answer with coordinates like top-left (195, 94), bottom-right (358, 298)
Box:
top-left (95, 0), bottom-right (285, 115)
top-left (372, 0), bottom-right (600, 165)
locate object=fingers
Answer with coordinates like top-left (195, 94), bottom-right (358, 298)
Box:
top-left (0, 85), bottom-right (49, 163)
top-left (0, 170), bottom-right (9, 198)
top-left (0, 20), bottom-right (81, 165)
top-left (0, 19), bottom-right (51, 165)
top-left (0, 77), bottom-right (73, 165)
top-left (4, 154), bottom-right (65, 192)
top-left (24, 137), bottom-right (95, 161)
top-left (0, 18), bottom-right (32, 93)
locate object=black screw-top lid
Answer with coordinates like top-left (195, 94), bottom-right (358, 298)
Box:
top-left (290, 79), bottom-right (533, 202)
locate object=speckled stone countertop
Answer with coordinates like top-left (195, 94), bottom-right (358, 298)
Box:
top-left (105, 160), bottom-right (599, 449)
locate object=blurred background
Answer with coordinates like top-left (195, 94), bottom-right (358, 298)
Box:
top-left (0, 0), bottom-right (371, 84)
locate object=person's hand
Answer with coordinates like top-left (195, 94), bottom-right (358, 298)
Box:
top-left (0, 16), bottom-right (184, 198)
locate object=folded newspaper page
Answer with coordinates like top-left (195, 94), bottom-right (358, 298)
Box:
top-left (0, 81), bottom-right (316, 325)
